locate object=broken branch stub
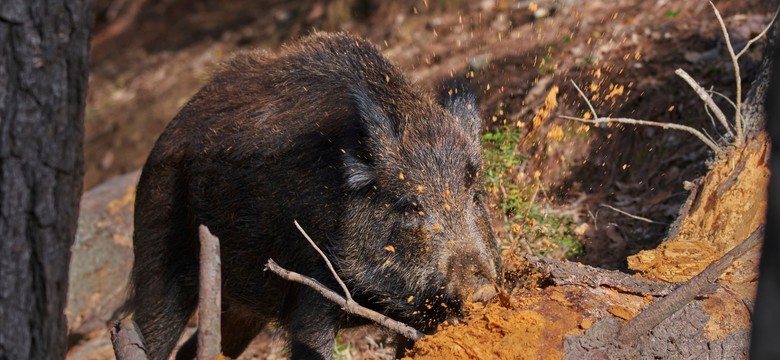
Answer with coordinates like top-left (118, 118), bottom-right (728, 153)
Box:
top-left (197, 225), bottom-right (222, 360)
top-left (111, 319), bottom-right (149, 360)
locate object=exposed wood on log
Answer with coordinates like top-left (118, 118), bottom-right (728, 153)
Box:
top-left (619, 225), bottom-right (764, 343)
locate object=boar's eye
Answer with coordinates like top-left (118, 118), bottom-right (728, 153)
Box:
top-left (396, 196), bottom-right (425, 225)
top-left (465, 161), bottom-right (479, 188)
top-left (472, 189), bottom-right (485, 204)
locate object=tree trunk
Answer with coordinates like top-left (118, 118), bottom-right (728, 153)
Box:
top-left (751, 23), bottom-right (780, 360)
top-left (0, 0), bottom-right (92, 358)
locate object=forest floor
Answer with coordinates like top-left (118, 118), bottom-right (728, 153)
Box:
top-left (70, 0), bottom-right (775, 359)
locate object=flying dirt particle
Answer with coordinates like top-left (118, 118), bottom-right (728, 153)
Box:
top-left (547, 125), bottom-right (565, 141)
top-left (340, 148), bottom-right (346, 154)
top-left (622, 163), bottom-right (629, 170)
top-left (408, 295), bottom-right (415, 303)
top-left (384, 245), bottom-right (396, 253)
top-left (604, 84), bottom-right (624, 101)
top-left (385, 74), bottom-right (391, 82)
top-left (432, 223), bottom-right (441, 232)
top-left (417, 185), bottom-right (425, 193)
top-left (399, 171), bottom-right (405, 180)
top-left (444, 203), bottom-right (451, 212)
top-left (668, 105), bottom-right (675, 112)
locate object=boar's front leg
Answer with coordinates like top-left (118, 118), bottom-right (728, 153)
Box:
top-left (282, 286), bottom-right (343, 360)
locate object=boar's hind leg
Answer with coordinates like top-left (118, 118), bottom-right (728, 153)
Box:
top-left (131, 235), bottom-right (198, 360)
top-left (131, 174), bottom-right (199, 360)
top-left (282, 287), bottom-right (343, 360)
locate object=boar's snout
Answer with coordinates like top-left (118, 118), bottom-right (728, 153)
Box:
top-left (444, 251), bottom-right (498, 304)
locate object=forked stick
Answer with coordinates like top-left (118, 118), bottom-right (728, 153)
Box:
top-left (264, 222), bottom-right (425, 341)
top-left (197, 225), bottom-right (222, 360)
top-left (265, 260), bottom-right (424, 340)
top-left (558, 79), bottom-right (723, 154)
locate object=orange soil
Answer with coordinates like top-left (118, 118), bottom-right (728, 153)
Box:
top-left (406, 285), bottom-right (650, 359)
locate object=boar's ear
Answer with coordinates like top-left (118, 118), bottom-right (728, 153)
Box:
top-left (438, 77), bottom-right (481, 139)
top-left (343, 89), bottom-right (398, 191)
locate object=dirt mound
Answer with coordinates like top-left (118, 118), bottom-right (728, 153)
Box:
top-left (406, 284), bottom-right (652, 359)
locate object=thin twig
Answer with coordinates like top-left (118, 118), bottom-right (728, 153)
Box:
top-left (599, 204), bottom-right (668, 225)
top-left (559, 115), bottom-right (722, 154)
top-left (294, 220), bottom-right (352, 300)
top-left (562, 81), bottom-right (723, 154)
top-left (708, 89), bottom-right (738, 113)
top-left (265, 259), bottom-right (425, 341)
top-left (735, 7), bottom-right (780, 59)
top-left (703, 98), bottom-right (720, 138)
top-left (710, 1), bottom-right (743, 144)
top-left (570, 79), bottom-right (598, 120)
top-left (674, 69), bottom-right (733, 138)
top-left (618, 225), bottom-right (764, 343)
top-left (198, 225), bottom-right (221, 360)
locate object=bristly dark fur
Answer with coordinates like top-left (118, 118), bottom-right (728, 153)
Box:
top-left (126, 32), bottom-right (499, 360)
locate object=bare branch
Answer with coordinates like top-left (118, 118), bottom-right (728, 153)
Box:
top-left (709, 1), bottom-right (744, 144)
top-left (674, 69), bottom-right (733, 137)
top-left (599, 204), bottom-right (668, 225)
top-left (562, 81), bottom-right (723, 154)
top-left (618, 225), bottom-right (764, 343)
top-left (265, 259), bottom-right (425, 341)
top-left (294, 220), bottom-right (352, 300)
top-left (198, 225), bottom-right (221, 360)
top-left (736, 7), bottom-right (780, 59)
top-left (559, 115), bottom-right (723, 154)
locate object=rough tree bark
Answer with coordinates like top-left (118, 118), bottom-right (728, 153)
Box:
top-left (0, 0), bottom-right (92, 359)
top-left (751, 23), bottom-right (780, 360)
